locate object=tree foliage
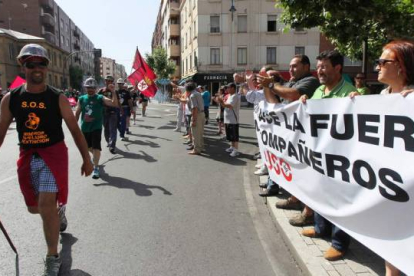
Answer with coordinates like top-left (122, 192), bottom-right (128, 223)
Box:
top-left (69, 65), bottom-right (84, 90)
top-left (276, 0), bottom-right (414, 60)
top-left (145, 47), bottom-right (176, 80)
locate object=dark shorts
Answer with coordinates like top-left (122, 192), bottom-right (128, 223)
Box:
top-left (225, 124), bottom-right (239, 142)
top-left (83, 129), bottom-right (102, 151)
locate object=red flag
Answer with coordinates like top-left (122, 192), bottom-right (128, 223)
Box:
top-left (9, 76), bottom-right (26, 89)
top-left (132, 48), bottom-right (157, 79)
top-left (128, 69), bottom-right (158, 98)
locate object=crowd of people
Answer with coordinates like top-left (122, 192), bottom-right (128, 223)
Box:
top-left (0, 39), bottom-right (413, 275)
top-left (232, 41), bottom-right (414, 276)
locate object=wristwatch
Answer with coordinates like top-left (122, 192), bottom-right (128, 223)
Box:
top-left (268, 82), bottom-right (274, 89)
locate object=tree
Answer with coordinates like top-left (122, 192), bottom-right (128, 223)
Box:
top-left (145, 47), bottom-right (176, 80)
top-left (69, 65), bottom-right (84, 90)
top-left (276, 0), bottom-right (414, 60)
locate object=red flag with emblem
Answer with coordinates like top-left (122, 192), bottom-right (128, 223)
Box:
top-left (128, 68), bottom-right (158, 98)
top-left (132, 48), bottom-right (157, 79)
top-left (129, 48), bottom-right (158, 97)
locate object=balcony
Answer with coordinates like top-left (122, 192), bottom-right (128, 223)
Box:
top-left (73, 42), bottom-right (80, 50)
top-left (41, 13), bottom-right (55, 28)
top-left (42, 31), bottom-right (55, 44)
top-left (169, 24), bottom-right (179, 37)
top-left (170, 1), bottom-right (180, 16)
top-left (39, 0), bottom-right (54, 10)
top-left (168, 45), bottom-right (180, 57)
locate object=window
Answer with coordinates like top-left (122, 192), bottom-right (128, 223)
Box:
top-left (185, 33), bottom-right (187, 48)
top-left (295, 47), bottom-right (305, 55)
top-left (210, 16), bottom-right (220, 33)
top-left (185, 58), bottom-right (188, 73)
top-left (189, 27), bottom-right (192, 41)
top-left (266, 47), bottom-right (277, 64)
top-left (60, 35), bottom-right (64, 44)
top-left (237, 47), bottom-right (247, 65)
top-left (267, 15), bottom-right (277, 32)
top-left (210, 48), bottom-right (220, 65)
top-left (190, 54), bottom-right (192, 69)
top-left (194, 21), bottom-right (197, 37)
top-left (237, 15), bottom-right (247, 33)
top-left (8, 43), bottom-right (15, 60)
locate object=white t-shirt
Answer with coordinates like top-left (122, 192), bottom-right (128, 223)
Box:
top-left (224, 94), bottom-right (241, 124)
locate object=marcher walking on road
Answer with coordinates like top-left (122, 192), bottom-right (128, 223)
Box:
top-left (186, 82), bottom-right (205, 155)
top-left (98, 75), bottom-right (120, 154)
top-left (75, 77), bottom-right (119, 179)
top-left (116, 78), bottom-right (133, 141)
top-left (0, 44), bottom-right (93, 276)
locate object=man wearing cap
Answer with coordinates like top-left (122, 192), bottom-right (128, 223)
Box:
top-left (0, 43), bottom-right (93, 275)
top-left (216, 82), bottom-right (241, 157)
top-left (76, 77), bottom-right (119, 179)
top-left (115, 78), bottom-right (133, 141)
top-left (98, 75), bottom-right (120, 154)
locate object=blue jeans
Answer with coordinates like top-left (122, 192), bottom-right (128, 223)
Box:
top-left (118, 107), bottom-right (129, 138)
top-left (314, 212), bottom-right (350, 252)
top-left (104, 111), bottom-right (118, 149)
top-left (267, 177), bottom-right (279, 192)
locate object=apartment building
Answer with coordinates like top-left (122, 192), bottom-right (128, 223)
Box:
top-left (152, 0), bottom-right (320, 93)
top-left (0, 0), bottom-right (97, 84)
top-left (0, 28), bottom-right (69, 88)
top-left (152, 0), bottom-right (182, 79)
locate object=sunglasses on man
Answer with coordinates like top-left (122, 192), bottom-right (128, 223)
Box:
top-left (24, 61), bottom-right (48, 69)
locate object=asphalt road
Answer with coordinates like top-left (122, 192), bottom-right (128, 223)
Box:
top-left (0, 103), bottom-right (304, 276)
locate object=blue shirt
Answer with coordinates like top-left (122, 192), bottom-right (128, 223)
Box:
top-left (202, 91), bottom-right (211, 107)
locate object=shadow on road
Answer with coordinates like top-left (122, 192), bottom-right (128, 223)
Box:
top-left (129, 133), bottom-right (172, 141)
top-left (59, 233), bottom-right (92, 276)
top-left (134, 124), bottom-right (155, 130)
top-left (94, 168), bottom-right (172, 197)
top-left (124, 139), bottom-right (161, 148)
top-left (103, 149), bottom-right (157, 163)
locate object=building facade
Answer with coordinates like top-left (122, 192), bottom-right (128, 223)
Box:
top-left (0, 28), bottom-right (69, 89)
top-left (152, 0), bottom-right (321, 93)
top-left (0, 0), bottom-right (97, 86)
top-left (152, 0), bottom-right (182, 79)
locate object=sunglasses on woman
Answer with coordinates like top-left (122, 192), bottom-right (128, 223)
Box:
top-left (24, 61), bottom-right (48, 69)
top-left (375, 59), bottom-right (396, 67)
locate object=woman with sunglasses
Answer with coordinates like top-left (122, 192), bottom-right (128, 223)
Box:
top-left (351, 40), bottom-right (414, 276)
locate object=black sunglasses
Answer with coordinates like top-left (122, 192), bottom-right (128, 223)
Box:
top-left (24, 61), bottom-right (48, 69)
top-left (375, 59), bottom-right (396, 67)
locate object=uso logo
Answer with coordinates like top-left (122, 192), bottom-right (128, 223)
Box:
top-left (264, 150), bottom-right (292, 182)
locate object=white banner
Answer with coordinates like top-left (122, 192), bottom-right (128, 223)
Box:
top-left (255, 94), bottom-right (414, 275)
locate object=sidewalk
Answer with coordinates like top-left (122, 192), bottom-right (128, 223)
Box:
top-left (256, 174), bottom-right (387, 276)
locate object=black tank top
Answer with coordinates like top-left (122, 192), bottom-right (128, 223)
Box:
top-left (9, 85), bottom-right (64, 149)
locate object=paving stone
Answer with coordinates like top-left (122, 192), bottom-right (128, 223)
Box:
top-left (334, 263), bottom-right (357, 276)
top-left (306, 264), bottom-right (330, 276)
top-left (346, 259), bottom-right (369, 273)
top-left (328, 271), bottom-right (341, 276)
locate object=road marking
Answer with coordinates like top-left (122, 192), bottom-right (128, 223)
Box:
top-left (0, 175), bottom-right (17, 185)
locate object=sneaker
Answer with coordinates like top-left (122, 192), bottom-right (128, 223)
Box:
top-left (254, 166), bottom-right (268, 175)
top-left (275, 198), bottom-right (302, 210)
top-left (253, 152), bottom-right (262, 160)
top-left (43, 255), bottom-right (61, 276)
top-left (109, 147), bottom-right (116, 154)
top-left (259, 182), bottom-right (268, 189)
top-left (255, 163), bottom-right (263, 169)
top-left (225, 147), bottom-right (234, 153)
top-left (186, 145), bottom-right (194, 151)
top-left (230, 150), bottom-right (240, 157)
top-left (173, 128), bottom-right (181, 132)
top-left (121, 137), bottom-right (127, 141)
top-left (92, 167), bottom-right (100, 179)
top-left (126, 130), bottom-right (132, 135)
top-left (289, 213), bottom-right (314, 227)
top-left (58, 206), bottom-right (67, 232)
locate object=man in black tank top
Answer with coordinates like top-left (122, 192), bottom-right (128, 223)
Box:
top-left (0, 44), bottom-right (93, 275)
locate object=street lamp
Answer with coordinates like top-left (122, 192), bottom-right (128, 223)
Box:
top-left (229, 0), bottom-right (237, 68)
top-left (62, 49), bottom-right (100, 89)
